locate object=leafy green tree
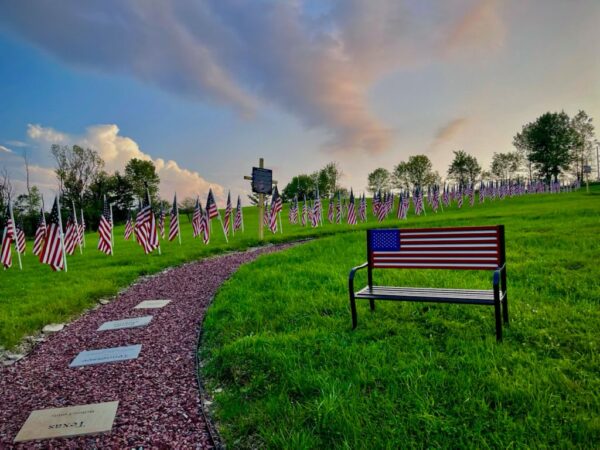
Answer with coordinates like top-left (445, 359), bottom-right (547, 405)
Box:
top-left (282, 174), bottom-right (315, 201)
top-left (367, 168), bottom-right (391, 194)
top-left (319, 162), bottom-right (342, 196)
top-left (570, 110), bottom-right (596, 181)
top-left (125, 158), bottom-right (160, 204)
top-left (51, 144), bottom-right (104, 207)
top-left (513, 111), bottom-right (576, 182)
top-left (393, 155), bottom-right (438, 189)
top-left (490, 152), bottom-right (522, 180)
top-left (447, 150), bottom-right (481, 185)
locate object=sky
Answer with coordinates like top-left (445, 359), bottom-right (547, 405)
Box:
top-left (0, 0), bottom-right (598, 204)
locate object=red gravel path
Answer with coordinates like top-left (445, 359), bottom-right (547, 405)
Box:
top-left (0, 244), bottom-right (293, 449)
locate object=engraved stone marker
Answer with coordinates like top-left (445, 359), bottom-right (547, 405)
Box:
top-left (69, 345), bottom-right (142, 368)
top-left (134, 299), bottom-right (171, 309)
top-left (97, 316), bottom-right (153, 331)
top-left (14, 401), bottom-right (118, 442)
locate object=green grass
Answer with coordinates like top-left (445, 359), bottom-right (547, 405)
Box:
top-left (0, 202), bottom-right (379, 349)
top-left (201, 187), bottom-right (600, 448)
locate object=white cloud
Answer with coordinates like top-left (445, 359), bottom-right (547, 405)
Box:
top-left (26, 123), bottom-right (225, 203)
top-left (0, 145), bottom-right (13, 153)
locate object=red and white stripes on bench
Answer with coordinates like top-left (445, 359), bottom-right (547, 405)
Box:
top-left (368, 226), bottom-right (503, 270)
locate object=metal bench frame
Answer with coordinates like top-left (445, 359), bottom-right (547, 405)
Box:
top-left (348, 225), bottom-right (509, 341)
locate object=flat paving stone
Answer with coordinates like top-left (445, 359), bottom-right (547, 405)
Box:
top-left (134, 300), bottom-right (171, 309)
top-left (69, 345), bottom-right (142, 367)
top-left (14, 401), bottom-right (118, 443)
top-left (97, 316), bottom-right (153, 331)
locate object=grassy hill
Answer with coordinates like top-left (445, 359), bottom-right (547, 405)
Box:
top-left (200, 186), bottom-right (600, 448)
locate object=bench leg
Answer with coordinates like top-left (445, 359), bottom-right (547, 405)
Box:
top-left (501, 269), bottom-right (509, 325)
top-left (350, 295), bottom-right (358, 329)
top-left (493, 283), bottom-right (503, 342)
top-left (369, 299), bottom-right (375, 311)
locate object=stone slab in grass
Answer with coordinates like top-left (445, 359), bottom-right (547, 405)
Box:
top-left (134, 300), bottom-right (171, 309)
top-left (97, 316), bottom-right (153, 331)
top-left (14, 401), bottom-right (118, 442)
top-left (69, 345), bottom-right (142, 367)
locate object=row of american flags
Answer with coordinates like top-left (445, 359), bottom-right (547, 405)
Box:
top-left (0, 179), bottom-right (578, 271)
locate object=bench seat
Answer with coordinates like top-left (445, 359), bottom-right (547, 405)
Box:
top-left (355, 286), bottom-right (505, 305)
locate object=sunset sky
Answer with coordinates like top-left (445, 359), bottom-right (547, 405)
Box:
top-left (0, 0), bottom-right (598, 203)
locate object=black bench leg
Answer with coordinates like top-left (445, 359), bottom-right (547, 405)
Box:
top-left (493, 279), bottom-right (503, 341)
top-left (350, 295), bottom-right (358, 329)
top-left (369, 299), bottom-right (375, 311)
top-left (501, 269), bottom-right (509, 325)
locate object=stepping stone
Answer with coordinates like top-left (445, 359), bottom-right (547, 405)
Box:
top-left (14, 401), bottom-right (118, 442)
top-left (134, 299), bottom-right (171, 309)
top-left (42, 324), bottom-right (65, 333)
top-left (69, 345), bottom-right (142, 368)
top-left (97, 316), bottom-right (153, 331)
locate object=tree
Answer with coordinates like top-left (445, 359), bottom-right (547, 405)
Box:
top-left (319, 162), bottom-right (342, 196)
top-left (125, 158), bottom-right (160, 204)
top-left (0, 166), bottom-right (13, 214)
top-left (571, 110), bottom-right (596, 182)
top-left (282, 174), bottom-right (315, 201)
top-left (179, 197), bottom-right (197, 222)
top-left (490, 152), bottom-right (522, 180)
top-left (513, 111), bottom-right (575, 182)
top-left (447, 150), bottom-right (481, 185)
top-left (51, 144), bottom-right (104, 207)
top-left (367, 168), bottom-right (391, 194)
top-left (393, 155), bottom-right (438, 190)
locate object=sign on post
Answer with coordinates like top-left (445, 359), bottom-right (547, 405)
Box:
top-left (252, 167), bottom-right (273, 194)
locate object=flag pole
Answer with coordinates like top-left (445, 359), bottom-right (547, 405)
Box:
top-left (177, 204), bottom-right (182, 245)
top-left (80, 208), bottom-right (86, 247)
top-left (56, 196), bottom-right (68, 272)
top-left (241, 203), bottom-right (245, 233)
top-left (73, 201), bottom-right (83, 255)
top-left (8, 199), bottom-right (22, 270)
top-left (109, 199), bottom-right (114, 256)
top-left (217, 212), bottom-right (229, 243)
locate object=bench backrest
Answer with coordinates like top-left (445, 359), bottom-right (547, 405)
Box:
top-left (367, 225), bottom-right (505, 271)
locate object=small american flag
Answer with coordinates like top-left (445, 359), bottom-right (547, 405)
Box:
top-left (97, 196), bottom-right (113, 255)
top-left (336, 193), bottom-right (342, 224)
top-left (157, 207), bottom-right (165, 239)
top-left (347, 189), bottom-right (357, 225)
top-left (270, 187), bottom-right (282, 233)
top-left (192, 197), bottom-right (202, 237)
top-left (327, 195), bottom-right (334, 223)
top-left (15, 220), bottom-right (26, 255)
top-left (33, 207), bottom-right (47, 255)
top-left (224, 191), bottom-right (232, 235)
top-left (199, 203), bottom-right (210, 244)
top-left (314, 188), bottom-right (322, 224)
top-left (39, 197), bottom-right (65, 271)
top-left (79, 209), bottom-right (86, 247)
top-left (0, 205), bottom-right (13, 268)
top-left (289, 196), bottom-right (298, 224)
top-left (124, 210), bottom-right (134, 240)
top-left (359, 194), bottom-right (367, 222)
top-left (206, 188), bottom-right (218, 220)
top-left (234, 195), bottom-right (243, 231)
top-left (168, 194), bottom-right (180, 241)
top-left (64, 209), bottom-right (78, 255)
top-left (301, 195), bottom-right (307, 227)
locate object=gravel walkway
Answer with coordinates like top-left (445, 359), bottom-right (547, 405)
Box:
top-left (0, 244), bottom-right (293, 448)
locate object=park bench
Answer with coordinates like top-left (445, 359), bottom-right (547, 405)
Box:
top-left (348, 225), bottom-right (509, 341)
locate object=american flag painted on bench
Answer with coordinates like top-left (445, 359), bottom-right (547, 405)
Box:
top-left (368, 226), bottom-right (502, 270)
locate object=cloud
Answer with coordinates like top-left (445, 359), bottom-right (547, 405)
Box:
top-left (27, 124), bottom-right (68, 143)
top-left (0, 145), bottom-right (13, 153)
top-left (0, 1), bottom-right (505, 155)
top-left (5, 140), bottom-right (28, 148)
top-left (443, 0), bottom-right (505, 57)
top-left (430, 117), bottom-right (469, 150)
top-left (26, 124), bottom-right (224, 202)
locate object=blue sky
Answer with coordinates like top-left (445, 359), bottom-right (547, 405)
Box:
top-left (0, 0), bottom-right (598, 203)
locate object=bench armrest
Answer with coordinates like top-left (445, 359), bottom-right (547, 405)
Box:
top-left (493, 264), bottom-right (506, 287)
top-left (349, 262), bottom-right (369, 282)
